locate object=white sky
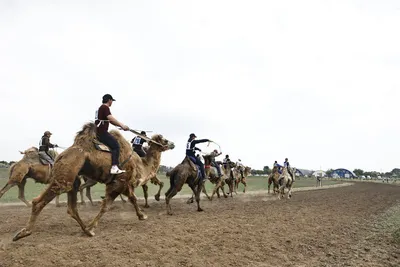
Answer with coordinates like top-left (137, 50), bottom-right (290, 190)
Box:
top-left (1, 0), bottom-right (399, 173)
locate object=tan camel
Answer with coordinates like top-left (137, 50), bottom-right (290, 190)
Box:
top-left (165, 156), bottom-right (204, 215)
top-left (221, 161), bottom-right (236, 197)
top-left (235, 166), bottom-right (251, 193)
top-left (267, 166), bottom-right (280, 194)
top-left (0, 148), bottom-right (91, 207)
top-left (203, 155), bottom-right (228, 200)
top-left (1, 148), bottom-right (58, 207)
top-left (13, 122), bottom-right (174, 241)
top-left (277, 166), bottom-right (296, 199)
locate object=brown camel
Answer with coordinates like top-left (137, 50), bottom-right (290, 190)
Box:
top-left (267, 166), bottom-right (281, 194)
top-left (165, 156), bottom-right (204, 215)
top-left (235, 166), bottom-right (251, 193)
top-left (13, 122), bottom-right (174, 241)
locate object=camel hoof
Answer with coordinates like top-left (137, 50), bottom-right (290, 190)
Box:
top-left (13, 228), bottom-right (31, 241)
top-left (167, 211), bottom-right (173, 216)
top-left (197, 208), bottom-right (204, 212)
top-left (144, 204), bottom-right (150, 208)
top-left (154, 194), bottom-right (160, 201)
top-left (84, 228), bottom-right (95, 237)
top-left (139, 214), bottom-right (148, 220)
top-left (223, 195), bottom-right (228, 198)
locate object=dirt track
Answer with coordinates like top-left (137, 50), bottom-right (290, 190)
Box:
top-left (0, 182), bottom-right (400, 267)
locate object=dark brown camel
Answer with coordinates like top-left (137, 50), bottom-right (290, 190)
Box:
top-left (12, 122), bottom-right (174, 241)
top-left (165, 156), bottom-right (204, 215)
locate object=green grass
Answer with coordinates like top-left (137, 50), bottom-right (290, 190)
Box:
top-left (0, 168), bottom-right (343, 204)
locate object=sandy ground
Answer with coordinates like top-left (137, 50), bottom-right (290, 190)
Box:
top-left (0, 182), bottom-right (399, 267)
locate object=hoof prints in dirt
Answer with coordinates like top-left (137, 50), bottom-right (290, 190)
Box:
top-left (1, 183), bottom-right (400, 267)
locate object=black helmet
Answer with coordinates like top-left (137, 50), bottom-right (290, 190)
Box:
top-left (140, 131), bottom-right (146, 135)
top-left (189, 133), bottom-right (197, 138)
top-left (226, 154), bottom-right (229, 158)
top-left (285, 158), bottom-right (288, 161)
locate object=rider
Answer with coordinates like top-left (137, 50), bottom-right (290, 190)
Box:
top-left (38, 131), bottom-right (58, 166)
top-left (208, 149), bottom-right (222, 177)
top-left (274, 160), bottom-right (282, 174)
top-left (95, 94), bottom-right (129, 174)
top-left (186, 133), bottom-right (210, 181)
top-left (223, 155), bottom-right (234, 180)
top-left (284, 158), bottom-right (294, 179)
top-left (131, 131), bottom-right (147, 157)
top-left (236, 159), bottom-right (245, 179)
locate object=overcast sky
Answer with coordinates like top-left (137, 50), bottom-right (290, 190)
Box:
top-left (1, 0), bottom-right (399, 173)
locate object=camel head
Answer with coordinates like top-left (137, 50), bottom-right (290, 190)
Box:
top-left (148, 134), bottom-right (175, 152)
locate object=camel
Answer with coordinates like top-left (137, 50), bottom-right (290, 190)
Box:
top-left (267, 166), bottom-right (281, 194)
top-left (1, 148), bottom-right (60, 207)
top-left (187, 155), bottom-right (228, 203)
top-left (277, 166), bottom-right (296, 199)
top-left (221, 161), bottom-right (236, 197)
top-left (12, 122), bottom-right (174, 241)
top-left (165, 156), bottom-right (204, 215)
top-left (235, 166), bottom-right (251, 193)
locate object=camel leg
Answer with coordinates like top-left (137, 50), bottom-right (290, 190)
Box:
top-left (165, 185), bottom-right (178, 216)
top-left (85, 189), bottom-right (120, 236)
top-left (13, 182), bottom-right (60, 241)
top-left (210, 182), bottom-right (218, 201)
top-left (16, 179), bottom-right (31, 207)
top-left (79, 179), bottom-right (97, 206)
top-left (79, 187), bottom-right (85, 205)
top-left (55, 195), bottom-right (61, 207)
top-left (142, 184), bottom-right (149, 208)
top-left (189, 182), bottom-right (203, 212)
top-left (202, 183), bottom-right (211, 201)
top-left (119, 194), bottom-right (126, 203)
top-left (0, 182), bottom-right (17, 201)
top-left (66, 180), bottom-right (92, 236)
top-left (268, 178), bottom-right (271, 194)
top-left (85, 186), bottom-right (95, 206)
top-left (152, 176), bottom-right (163, 201)
top-left (242, 179), bottom-right (247, 193)
top-left (220, 180), bottom-right (228, 198)
top-left (126, 190), bottom-right (148, 220)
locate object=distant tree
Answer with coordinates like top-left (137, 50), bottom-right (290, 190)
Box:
top-left (263, 166), bottom-right (271, 175)
top-left (353, 169), bottom-right (364, 177)
top-left (325, 169), bottom-right (334, 177)
top-left (9, 161), bottom-right (16, 165)
top-left (391, 168), bottom-right (400, 177)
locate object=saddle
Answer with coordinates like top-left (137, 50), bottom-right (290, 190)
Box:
top-left (187, 156), bottom-right (202, 179)
top-left (38, 151), bottom-right (54, 166)
top-left (93, 139), bottom-right (111, 153)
